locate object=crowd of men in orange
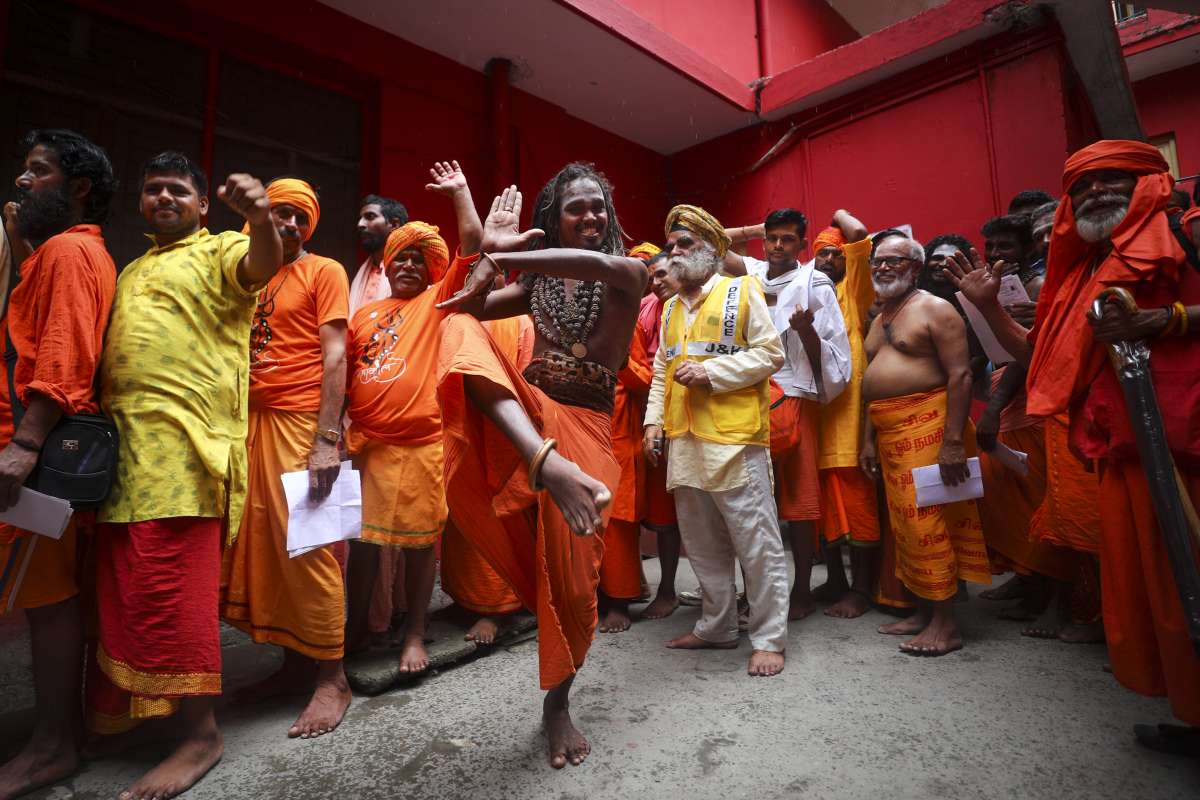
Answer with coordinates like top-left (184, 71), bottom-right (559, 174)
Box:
top-left (0, 127), bottom-right (1197, 800)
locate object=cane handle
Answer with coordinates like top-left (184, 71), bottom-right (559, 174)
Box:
top-left (1092, 286), bottom-right (1138, 319)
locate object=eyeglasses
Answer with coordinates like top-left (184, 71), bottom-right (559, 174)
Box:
top-left (869, 255), bottom-right (917, 269)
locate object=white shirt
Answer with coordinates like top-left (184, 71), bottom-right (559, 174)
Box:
top-left (349, 257), bottom-right (392, 315)
top-left (742, 255), bottom-right (850, 403)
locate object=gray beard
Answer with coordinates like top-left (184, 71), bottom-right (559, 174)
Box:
top-left (872, 272), bottom-right (915, 301)
top-left (1075, 204), bottom-right (1128, 243)
top-left (668, 249), bottom-right (717, 288)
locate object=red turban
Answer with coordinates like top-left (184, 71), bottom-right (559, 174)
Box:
top-left (1026, 140), bottom-right (1181, 417)
top-left (812, 227), bottom-right (845, 253)
top-left (382, 222), bottom-right (450, 283)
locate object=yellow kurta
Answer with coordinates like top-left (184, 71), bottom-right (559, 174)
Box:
top-left (818, 237), bottom-right (873, 469)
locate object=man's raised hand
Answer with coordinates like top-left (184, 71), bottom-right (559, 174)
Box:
top-left (481, 186), bottom-right (544, 253)
top-left (436, 252), bottom-right (500, 311)
top-left (944, 247), bottom-right (1000, 309)
top-left (425, 160), bottom-right (468, 197)
top-left (218, 174), bottom-right (270, 226)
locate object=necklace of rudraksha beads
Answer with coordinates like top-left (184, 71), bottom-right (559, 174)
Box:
top-left (529, 274), bottom-right (605, 359)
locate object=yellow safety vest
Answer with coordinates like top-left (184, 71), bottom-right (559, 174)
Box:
top-left (661, 276), bottom-right (770, 446)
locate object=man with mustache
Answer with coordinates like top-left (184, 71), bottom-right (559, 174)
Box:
top-left (0, 128), bottom-right (117, 800)
top-left (92, 150), bottom-right (281, 800)
top-left (645, 205), bottom-right (789, 678)
top-left (952, 139), bottom-right (1200, 756)
top-left (860, 231), bottom-right (989, 656)
top-left (351, 194), bottom-right (407, 314)
top-left (220, 178), bottom-right (353, 740)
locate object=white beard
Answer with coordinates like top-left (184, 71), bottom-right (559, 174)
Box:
top-left (872, 271), bottom-right (915, 301)
top-left (668, 246), bottom-right (718, 288)
top-left (1074, 196), bottom-right (1129, 243)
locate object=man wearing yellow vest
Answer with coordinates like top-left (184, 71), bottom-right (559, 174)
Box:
top-left (644, 205), bottom-right (789, 677)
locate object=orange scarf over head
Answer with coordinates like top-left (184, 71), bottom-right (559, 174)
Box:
top-left (1026, 140), bottom-right (1182, 417)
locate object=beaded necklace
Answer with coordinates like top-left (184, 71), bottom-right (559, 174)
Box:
top-left (529, 274), bottom-right (605, 359)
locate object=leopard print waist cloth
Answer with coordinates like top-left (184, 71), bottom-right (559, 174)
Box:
top-left (522, 350), bottom-right (616, 415)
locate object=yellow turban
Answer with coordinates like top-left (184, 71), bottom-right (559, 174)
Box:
top-left (260, 178), bottom-right (321, 241)
top-left (382, 222), bottom-right (450, 282)
top-left (665, 204), bottom-right (731, 258)
top-left (629, 242), bottom-right (661, 262)
top-left (812, 226), bottom-right (845, 254)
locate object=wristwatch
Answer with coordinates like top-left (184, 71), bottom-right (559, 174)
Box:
top-left (316, 428), bottom-right (341, 445)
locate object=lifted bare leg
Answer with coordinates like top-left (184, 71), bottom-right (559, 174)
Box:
top-left (118, 697), bottom-right (222, 800)
top-left (543, 675), bottom-right (589, 769)
top-left (398, 546), bottom-right (436, 674)
top-left (287, 658), bottom-right (351, 739)
top-left (0, 597), bottom-right (82, 800)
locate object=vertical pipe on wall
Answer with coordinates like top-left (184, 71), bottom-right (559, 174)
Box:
top-left (488, 58), bottom-right (514, 197)
top-left (977, 63), bottom-right (1002, 217)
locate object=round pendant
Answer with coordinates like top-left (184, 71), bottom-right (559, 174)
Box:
top-left (570, 342), bottom-right (588, 359)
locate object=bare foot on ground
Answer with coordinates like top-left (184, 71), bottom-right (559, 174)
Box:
top-left (1021, 597), bottom-right (1066, 639)
top-left (465, 616), bottom-right (501, 645)
top-left (747, 650), bottom-right (785, 677)
top-left (543, 707), bottom-right (589, 769)
top-left (878, 612), bottom-right (928, 635)
top-left (398, 635), bottom-right (430, 674)
top-left (810, 581), bottom-right (844, 602)
top-left (0, 737), bottom-right (79, 800)
top-left (826, 590), bottom-right (872, 619)
top-left (539, 451), bottom-right (611, 536)
top-left (1058, 619), bottom-right (1105, 644)
top-left (287, 669), bottom-right (351, 739)
top-left (599, 605), bottom-right (632, 633)
top-left (665, 632), bottom-right (738, 650)
top-left (640, 592), bottom-right (679, 620)
top-left (998, 598), bottom-right (1044, 621)
top-left (899, 617), bottom-right (962, 656)
top-left (979, 574), bottom-right (1027, 601)
top-left (119, 727), bottom-right (222, 800)
top-left (788, 590), bottom-right (817, 620)
top-left (235, 660), bottom-right (312, 705)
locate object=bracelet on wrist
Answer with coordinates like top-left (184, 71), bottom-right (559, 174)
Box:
top-left (1172, 301), bottom-right (1189, 337)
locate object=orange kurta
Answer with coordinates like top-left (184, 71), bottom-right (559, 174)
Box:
top-left (0, 225), bottom-right (115, 609)
top-left (1029, 415), bottom-right (1101, 554)
top-left (438, 313), bottom-right (619, 689)
top-left (602, 332), bottom-right (651, 599)
top-left (869, 389), bottom-right (991, 601)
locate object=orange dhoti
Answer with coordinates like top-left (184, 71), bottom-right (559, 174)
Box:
top-left (1030, 415), bottom-right (1101, 554)
top-left (643, 457), bottom-right (676, 527)
top-left (819, 467), bottom-right (880, 547)
top-left (870, 389), bottom-right (991, 601)
top-left (350, 437), bottom-right (446, 548)
top-left (770, 396), bottom-right (821, 521)
top-left (0, 523), bottom-right (80, 611)
top-left (978, 423), bottom-right (1074, 582)
top-left (220, 407), bottom-right (344, 660)
top-left (91, 517), bottom-right (222, 733)
top-left (437, 313), bottom-right (619, 689)
top-left (1099, 458), bottom-right (1200, 725)
top-left (441, 519), bottom-right (522, 615)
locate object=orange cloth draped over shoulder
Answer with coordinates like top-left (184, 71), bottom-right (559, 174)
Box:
top-left (869, 389), bottom-right (990, 601)
top-left (437, 313), bottom-right (619, 689)
top-left (1026, 140), bottom-right (1200, 724)
top-left (439, 316), bottom-right (531, 616)
top-left (602, 332), bottom-right (651, 600)
top-left (1030, 415), bottom-right (1100, 554)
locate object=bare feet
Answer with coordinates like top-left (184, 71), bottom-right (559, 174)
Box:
top-left (998, 598), bottom-right (1044, 621)
top-left (539, 451), bottom-right (611, 536)
top-left (1058, 619), bottom-right (1105, 644)
top-left (747, 650), bottom-right (785, 677)
top-left (120, 706), bottom-right (222, 800)
top-left (665, 632), bottom-right (738, 650)
top-left (287, 665), bottom-right (351, 739)
top-left (810, 581), bottom-right (844, 603)
top-left (465, 616), bottom-right (501, 645)
top-left (788, 590), bottom-right (817, 621)
top-left (0, 737), bottom-right (79, 800)
top-left (979, 574), bottom-right (1028, 601)
top-left (899, 612), bottom-right (962, 657)
top-left (825, 590), bottom-right (872, 619)
top-left (599, 604), bottom-right (632, 633)
top-left (878, 611), bottom-right (928, 635)
top-left (1022, 594), bottom-right (1067, 639)
top-left (543, 707), bottom-right (589, 769)
top-left (640, 591), bottom-right (679, 620)
top-left (398, 635), bottom-right (430, 674)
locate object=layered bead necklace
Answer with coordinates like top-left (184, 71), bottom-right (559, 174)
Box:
top-left (529, 274), bottom-right (605, 359)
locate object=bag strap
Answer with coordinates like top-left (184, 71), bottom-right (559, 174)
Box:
top-left (1169, 213), bottom-right (1200, 272)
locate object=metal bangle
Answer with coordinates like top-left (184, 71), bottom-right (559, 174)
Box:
top-left (527, 438), bottom-right (558, 491)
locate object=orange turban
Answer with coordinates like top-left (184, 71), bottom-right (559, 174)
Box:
top-left (812, 226), bottom-right (845, 253)
top-left (263, 178), bottom-right (320, 240)
top-left (665, 205), bottom-right (731, 258)
top-left (382, 222), bottom-right (450, 282)
top-left (1026, 140), bottom-right (1180, 417)
top-left (629, 242), bottom-right (661, 262)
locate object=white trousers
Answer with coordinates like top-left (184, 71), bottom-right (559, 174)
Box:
top-left (673, 447), bottom-right (790, 652)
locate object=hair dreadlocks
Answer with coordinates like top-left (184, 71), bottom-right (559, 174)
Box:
top-left (527, 162), bottom-right (625, 256)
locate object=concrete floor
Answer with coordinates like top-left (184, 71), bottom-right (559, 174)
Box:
top-left (4, 556), bottom-right (1199, 800)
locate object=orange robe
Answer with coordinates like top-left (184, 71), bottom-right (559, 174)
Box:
top-left (869, 389), bottom-right (991, 600)
top-left (220, 251), bottom-right (349, 660)
top-left (437, 313), bottom-right (619, 689)
top-left (602, 333), bottom-right (651, 600)
top-left (637, 293), bottom-right (676, 528)
top-left (0, 225), bottom-right (115, 610)
top-left (1029, 415), bottom-right (1100, 554)
top-left (770, 394), bottom-right (821, 522)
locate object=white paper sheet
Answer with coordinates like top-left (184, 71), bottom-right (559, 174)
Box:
top-left (956, 292), bottom-right (1015, 364)
top-left (991, 443), bottom-right (1029, 477)
top-left (283, 461), bottom-right (362, 558)
top-left (997, 273), bottom-right (1031, 306)
top-left (0, 487), bottom-right (74, 540)
top-left (913, 457), bottom-right (984, 508)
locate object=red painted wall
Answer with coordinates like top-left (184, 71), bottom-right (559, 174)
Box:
top-left (614, 0), bottom-right (761, 84)
top-left (1134, 60), bottom-right (1200, 181)
top-left (760, 0), bottom-right (858, 76)
top-left (670, 36), bottom-right (1073, 257)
